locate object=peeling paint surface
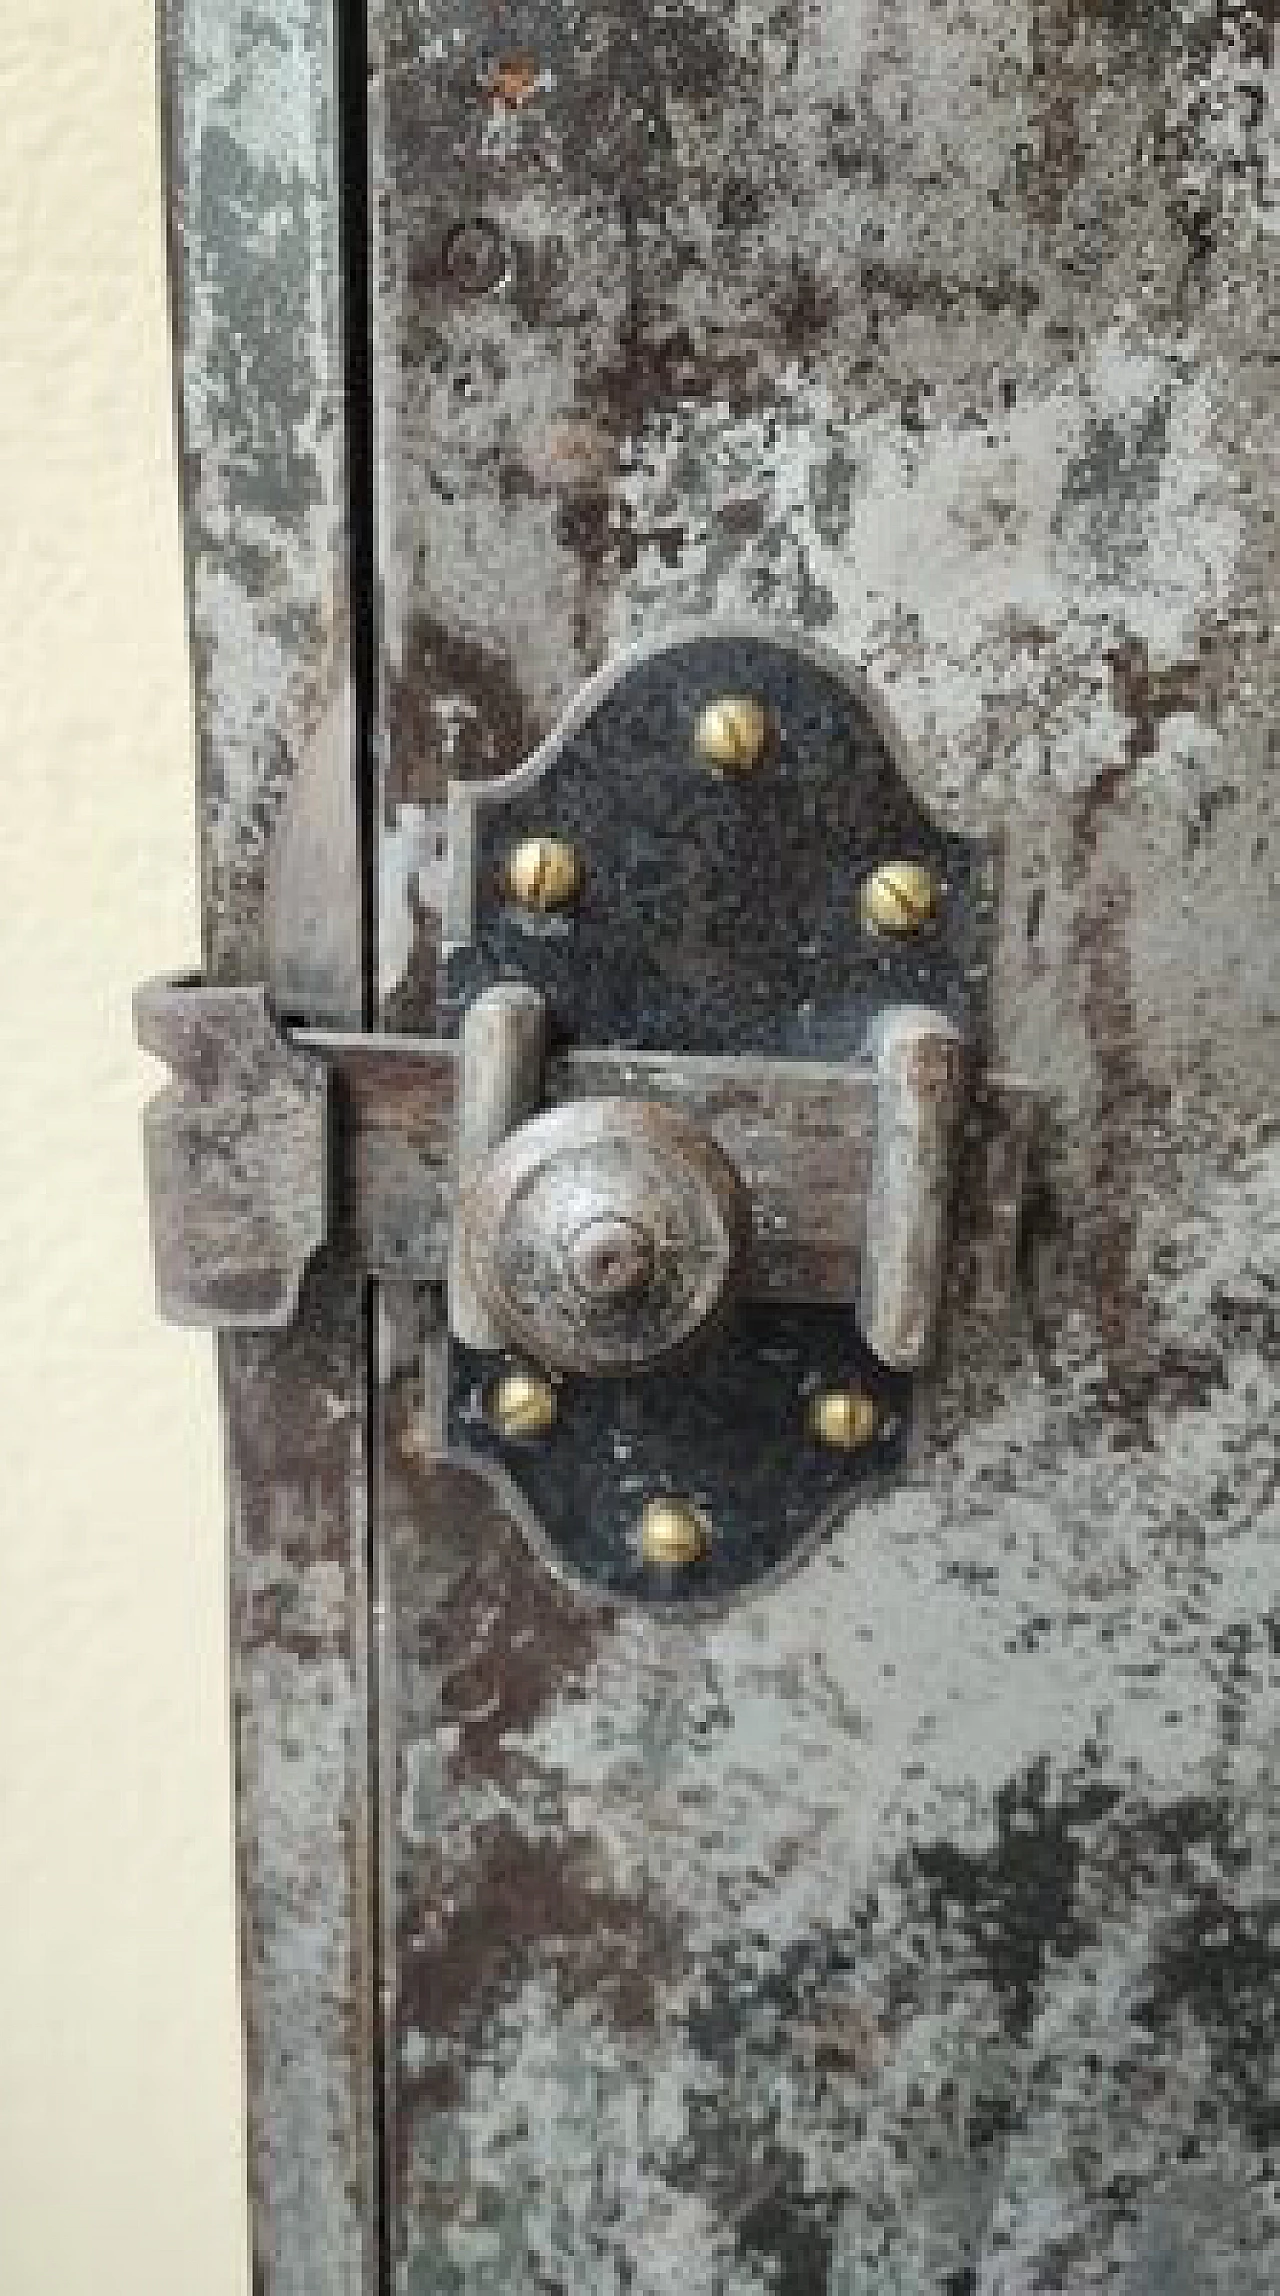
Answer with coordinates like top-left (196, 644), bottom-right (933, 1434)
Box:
top-left (371, 1), bottom-right (1278, 2287)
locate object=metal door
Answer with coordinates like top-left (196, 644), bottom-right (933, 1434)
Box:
top-left (153, 4), bottom-right (1277, 2288)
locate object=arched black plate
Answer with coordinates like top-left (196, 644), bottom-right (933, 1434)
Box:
top-left (450, 1308), bottom-right (914, 1613)
top-left (442, 624), bottom-right (992, 1059)
top-left (439, 625), bottom-right (991, 1607)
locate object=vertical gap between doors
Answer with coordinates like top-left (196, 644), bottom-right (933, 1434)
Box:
top-left (335, 0), bottom-right (389, 2289)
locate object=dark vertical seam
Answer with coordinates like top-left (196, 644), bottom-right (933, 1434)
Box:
top-left (335, 0), bottom-right (388, 2288)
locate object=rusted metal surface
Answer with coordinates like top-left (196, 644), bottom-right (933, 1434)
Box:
top-left (163, 4), bottom-right (375, 2291)
top-left (137, 978), bottom-right (330, 1327)
top-left (222, 1278), bottom-right (373, 2296)
top-left (370, 0), bottom-right (1279, 2287)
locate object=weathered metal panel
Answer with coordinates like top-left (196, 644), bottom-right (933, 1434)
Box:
top-left (163, 3), bottom-right (375, 2290)
top-left (371, 2), bottom-right (1278, 2288)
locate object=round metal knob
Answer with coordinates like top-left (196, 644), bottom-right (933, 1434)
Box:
top-left (566, 1214), bottom-right (656, 1306)
top-left (457, 1097), bottom-right (749, 1377)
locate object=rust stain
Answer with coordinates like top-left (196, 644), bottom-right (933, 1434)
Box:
top-left (386, 610), bottom-right (545, 808)
top-left (398, 1819), bottom-right (682, 2114)
top-left (1027, 0), bottom-right (1089, 231)
top-left (1068, 863), bottom-right (1161, 1437)
top-left (389, 1411), bottom-right (610, 1785)
top-left (487, 54), bottom-right (541, 108)
top-left (222, 1277), bottom-right (364, 1555)
top-left (1068, 635), bottom-right (1212, 865)
top-left (858, 253), bottom-right (1039, 322)
top-left (791, 1999), bottom-right (886, 2081)
top-left (1105, 634), bottom-right (1207, 769)
top-left (590, 320), bottom-right (761, 429)
top-left (512, 415), bottom-right (615, 500)
top-left (1003, 611), bottom-right (1059, 656)
top-left (1026, 0), bottom-right (1176, 235)
top-left (775, 256), bottom-right (838, 353)
top-left (433, 1515), bottom-right (609, 1785)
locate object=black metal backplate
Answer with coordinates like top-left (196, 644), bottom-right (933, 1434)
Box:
top-left (442, 629), bottom-right (990, 1057)
top-left (452, 1311), bottom-right (913, 1607)
top-left (442, 628), bottom-right (990, 1607)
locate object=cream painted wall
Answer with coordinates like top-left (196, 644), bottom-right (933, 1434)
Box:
top-left (0, 9), bottom-right (249, 2292)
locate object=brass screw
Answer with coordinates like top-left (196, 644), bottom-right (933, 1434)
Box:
top-left (860, 860), bottom-right (938, 935)
top-left (694, 696), bottom-right (772, 775)
top-left (807, 1389), bottom-right (878, 1451)
top-left (503, 836), bottom-right (582, 913)
top-left (640, 1498), bottom-right (711, 1570)
top-left (488, 1369), bottom-right (558, 1440)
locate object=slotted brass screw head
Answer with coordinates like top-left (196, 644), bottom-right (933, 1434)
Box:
top-left (488, 1369), bottom-right (558, 1440)
top-left (503, 836), bottom-right (582, 912)
top-left (860, 860), bottom-right (938, 935)
top-left (694, 696), bottom-right (772, 775)
top-left (640, 1498), bottom-right (711, 1570)
top-left (807, 1389), bottom-right (878, 1451)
